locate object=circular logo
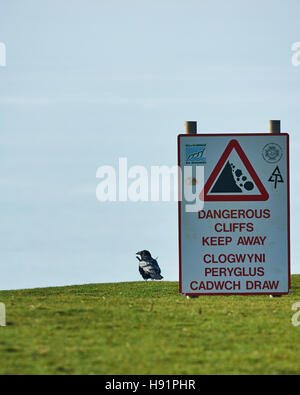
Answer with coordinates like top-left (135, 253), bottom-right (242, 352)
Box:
top-left (262, 143), bottom-right (283, 163)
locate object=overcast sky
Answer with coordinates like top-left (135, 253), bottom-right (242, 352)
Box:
top-left (0, 0), bottom-right (299, 289)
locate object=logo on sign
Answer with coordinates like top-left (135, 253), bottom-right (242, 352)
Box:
top-left (200, 139), bottom-right (269, 202)
top-left (268, 166), bottom-right (284, 189)
top-left (262, 143), bottom-right (283, 163)
top-left (185, 144), bottom-right (206, 164)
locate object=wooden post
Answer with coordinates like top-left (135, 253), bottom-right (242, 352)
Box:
top-left (269, 120), bottom-right (282, 298)
top-left (185, 121), bottom-right (197, 135)
top-left (269, 120), bottom-right (281, 134)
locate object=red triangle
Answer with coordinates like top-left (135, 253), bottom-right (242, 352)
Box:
top-left (200, 139), bottom-right (269, 201)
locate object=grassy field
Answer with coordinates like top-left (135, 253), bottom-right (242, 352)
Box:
top-left (0, 276), bottom-right (300, 375)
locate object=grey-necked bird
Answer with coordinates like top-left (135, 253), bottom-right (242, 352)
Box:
top-left (136, 250), bottom-right (163, 281)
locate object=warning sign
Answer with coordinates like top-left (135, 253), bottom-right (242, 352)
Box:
top-left (201, 140), bottom-right (269, 201)
top-left (178, 133), bottom-right (290, 295)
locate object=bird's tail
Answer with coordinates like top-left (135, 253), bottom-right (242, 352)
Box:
top-left (154, 274), bottom-right (163, 280)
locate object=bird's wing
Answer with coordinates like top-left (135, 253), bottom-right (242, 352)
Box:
top-left (139, 260), bottom-right (158, 275)
top-left (150, 258), bottom-right (161, 274)
top-left (139, 259), bottom-right (161, 275)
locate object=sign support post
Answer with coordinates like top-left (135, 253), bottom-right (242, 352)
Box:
top-left (185, 121), bottom-right (199, 299)
top-left (269, 120), bottom-right (283, 298)
top-left (269, 120), bottom-right (281, 134)
top-left (185, 121), bottom-right (197, 135)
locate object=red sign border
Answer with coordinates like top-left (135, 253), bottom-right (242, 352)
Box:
top-left (200, 139), bottom-right (269, 201)
top-left (178, 133), bottom-right (291, 296)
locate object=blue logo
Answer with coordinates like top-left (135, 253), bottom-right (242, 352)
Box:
top-left (185, 145), bottom-right (206, 163)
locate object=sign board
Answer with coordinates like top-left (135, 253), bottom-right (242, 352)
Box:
top-left (178, 134), bottom-right (290, 295)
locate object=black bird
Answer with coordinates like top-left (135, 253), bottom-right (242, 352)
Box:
top-left (136, 250), bottom-right (163, 281)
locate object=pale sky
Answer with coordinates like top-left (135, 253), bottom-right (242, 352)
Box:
top-left (0, 0), bottom-right (299, 289)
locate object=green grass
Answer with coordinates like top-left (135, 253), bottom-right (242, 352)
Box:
top-left (0, 276), bottom-right (300, 375)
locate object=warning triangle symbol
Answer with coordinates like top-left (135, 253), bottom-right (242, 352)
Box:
top-left (200, 139), bottom-right (269, 201)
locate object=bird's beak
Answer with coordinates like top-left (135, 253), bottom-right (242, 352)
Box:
top-left (136, 251), bottom-right (141, 256)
